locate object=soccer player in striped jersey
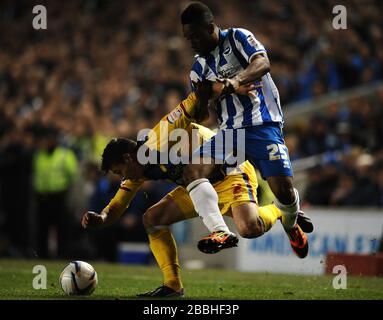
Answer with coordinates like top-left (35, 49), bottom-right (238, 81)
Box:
top-left (81, 83), bottom-right (312, 297)
top-left (180, 2), bottom-right (313, 254)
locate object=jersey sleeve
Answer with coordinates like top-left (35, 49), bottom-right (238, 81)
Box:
top-left (144, 92), bottom-right (197, 151)
top-left (190, 59), bottom-right (204, 91)
top-left (190, 123), bottom-right (216, 144)
top-left (189, 58), bottom-right (216, 91)
top-left (233, 28), bottom-right (267, 63)
top-left (103, 179), bottom-right (143, 219)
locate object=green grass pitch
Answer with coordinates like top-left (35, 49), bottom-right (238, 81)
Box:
top-left (0, 259), bottom-right (382, 300)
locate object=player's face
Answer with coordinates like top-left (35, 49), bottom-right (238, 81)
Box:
top-left (110, 155), bottom-right (143, 180)
top-left (183, 23), bottom-right (216, 55)
top-left (110, 163), bottom-right (128, 180)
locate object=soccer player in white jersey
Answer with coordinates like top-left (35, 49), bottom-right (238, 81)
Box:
top-left (180, 2), bottom-right (313, 254)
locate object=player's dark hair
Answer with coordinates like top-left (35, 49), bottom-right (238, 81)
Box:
top-left (101, 138), bottom-right (137, 172)
top-left (181, 2), bottom-right (213, 25)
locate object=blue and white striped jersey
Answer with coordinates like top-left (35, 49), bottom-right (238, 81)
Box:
top-left (190, 28), bottom-right (284, 130)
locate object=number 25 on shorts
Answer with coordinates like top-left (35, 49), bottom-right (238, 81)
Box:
top-left (267, 143), bottom-right (288, 161)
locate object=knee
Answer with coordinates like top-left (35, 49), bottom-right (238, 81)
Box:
top-left (237, 219), bottom-right (264, 239)
top-left (274, 184), bottom-right (296, 205)
top-left (142, 208), bottom-right (160, 229)
top-left (183, 164), bottom-right (207, 186)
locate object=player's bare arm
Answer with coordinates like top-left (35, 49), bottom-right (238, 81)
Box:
top-left (235, 53), bottom-right (270, 85)
top-left (218, 54), bottom-right (270, 96)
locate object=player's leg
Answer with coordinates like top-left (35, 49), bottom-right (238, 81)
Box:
top-left (240, 125), bottom-right (310, 257)
top-left (256, 161), bottom-right (309, 258)
top-left (266, 175), bottom-right (298, 229)
top-left (197, 162), bottom-right (260, 253)
top-left (185, 162), bottom-right (239, 253)
top-left (139, 185), bottom-right (212, 297)
top-left (265, 176), bottom-right (313, 232)
top-left (183, 161), bottom-right (231, 233)
top-left (230, 201), bottom-right (307, 258)
top-left (243, 124), bottom-right (313, 230)
top-left (138, 193), bottom-right (189, 297)
top-left (231, 202), bottom-right (282, 238)
top-left (221, 161), bottom-right (308, 258)
top-left (216, 162), bottom-right (282, 239)
top-left (183, 131), bottom-right (238, 244)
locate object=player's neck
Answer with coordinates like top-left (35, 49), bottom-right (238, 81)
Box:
top-left (200, 25), bottom-right (220, 56)
top-left (212, 25), bottom-right (219, 43)
top-left (208, 25), bottom-right (220, 51)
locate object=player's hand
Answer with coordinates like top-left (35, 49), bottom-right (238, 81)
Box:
top-left (216, 78), bottom-right (260, 98)
top-left (237, 83), bottom-right (259, 96)
top-left (195, 79), bottom-right (213, 101)
top-left (81, 211), bottom-right (105, 229)
top-left (216, 77), bottom-right (240, 96)
top-left (194, 80), bottom-right (213, 122)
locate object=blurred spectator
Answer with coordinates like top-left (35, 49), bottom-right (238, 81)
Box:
top-left (304, 151), bottom-right (383, 207)
top-left (0, 135), bottom-right (33, 257)
top-left (284, 133), bottom-right (302, 161)
top-left (304, 163), bottom-right (339, 206)
top-left (330, 172), bottom-right (357, 206)
top-left (353, 154), bottom-right (381, 206)
top-left (32, 126), bottom-right (79, 258)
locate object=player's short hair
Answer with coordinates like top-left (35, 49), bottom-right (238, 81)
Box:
top-left (101, 138), bottom-right (137, 172)
top-left (181, 2), bottom-right (214, 25)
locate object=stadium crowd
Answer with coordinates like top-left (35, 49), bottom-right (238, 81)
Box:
top-left (286, 87), bottom-right (383, 207)
top-left (0, 0), bottom-right (383, 258)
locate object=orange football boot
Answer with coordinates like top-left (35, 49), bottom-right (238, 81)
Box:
top-left (197, 231), bottom-right (239, 254)
top-left (287, 224), bottom-right (309, 258)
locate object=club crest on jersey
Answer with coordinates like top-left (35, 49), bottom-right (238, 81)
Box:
top-left (167, 107), bottom-right (183, 124)
top-left (247, 34), bottom-right (257, 47)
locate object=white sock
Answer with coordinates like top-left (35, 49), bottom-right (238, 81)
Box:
top-left (275, 188), bottom-right (300, 231)
top-left (186, 178), bottom-right (230, 233)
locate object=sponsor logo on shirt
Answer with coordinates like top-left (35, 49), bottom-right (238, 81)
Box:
top-left (223, 47), bottom-right (231, 55)
top-left (167, 107), bottom-right (183, 124)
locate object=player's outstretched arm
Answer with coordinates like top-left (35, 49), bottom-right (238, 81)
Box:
top-left (81, 180), bottom-right (142, 229)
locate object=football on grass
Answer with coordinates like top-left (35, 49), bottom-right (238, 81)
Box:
top-left (59, 261), bottom-right (98, 295)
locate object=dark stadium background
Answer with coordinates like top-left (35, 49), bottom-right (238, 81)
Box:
top-left (0, 0), bottom-right (382, 275)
